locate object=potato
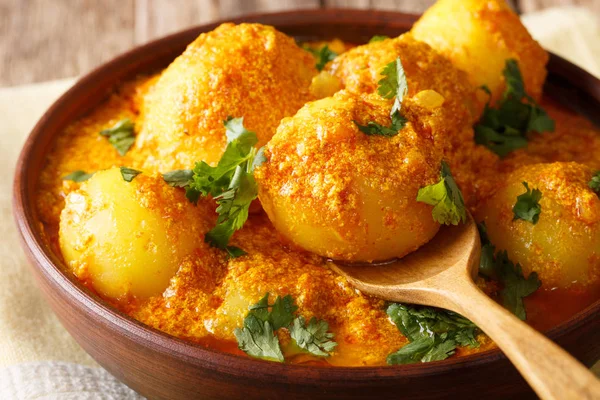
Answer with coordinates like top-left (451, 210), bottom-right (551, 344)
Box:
top-left (137, 23), bottom-right (317, 171)
top-left (477, 162), bottom-right (600, 288)
top-left (327, 33), bottom-right (476, 128)
top-left (412, 0), bottom-right (548, 112)
top-left (255, 90), bottom-right (441, 262)
top-left (324, 32), bottom-right (499, 209)
top-left (59, 167), bottom-right (211, 301)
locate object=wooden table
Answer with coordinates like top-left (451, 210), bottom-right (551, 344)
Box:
top-left (1, 0), bottom-right (598, 87)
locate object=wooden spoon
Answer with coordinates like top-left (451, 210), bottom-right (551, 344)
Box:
top-left (329, 218), bottom-right (600, 400)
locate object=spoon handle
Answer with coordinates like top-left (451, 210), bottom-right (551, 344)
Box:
top-left (447, 279), bottom-right (600, 400)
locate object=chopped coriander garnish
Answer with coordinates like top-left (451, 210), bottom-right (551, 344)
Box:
top-left (162, 117), bottom-right (264, 256)
top-left (478, 223), bottom-right (541, 320)
top-left (386, 303), bottom-right (479, 365)
top-left (99, 118), bottom-right (136, 156)
top-left (475, 59), bottom-right (554, 157)
top-left (354, 57), bottom-right (408, 137)
top-left (290, 316), bottom-right (337, 357)
top-left (377, 57), bottom-right (408, 117)
top-left (589, 171), bottom-right (600, 194)
top-left (62, 170), bottom-right (95, 182)
top-left (512, 182), bottom-right (542, 224)
top-left (234, 293), bottom-right (336, 362)
top-left (355, 111), bottom-right (407, 136)
top-left (235, 314), bottom-right (284, 362)
top-left (119, 167), bottom-right (142, 182)
top-left (225, 246), bottom-right (247, 259)
top-left (162, 169), bottom-right (194, 187)
top-left (303, 44), bottom-right (338, 71)
top-left (417, 161), bottom-right (467, 225)
top-left (369, 35), bottom-right (389, 43)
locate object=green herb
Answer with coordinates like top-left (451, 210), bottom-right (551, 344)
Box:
top-left (99, 119), bottom-right (136, 156)
top-left (354, 57), bottom-right (408, 137)
top-left (512, 182), bottom-right (542, 224)
top-left (163, 117), bottom-right (264, 255)
top-left (355, 111), bottom-right (407, 136)
top-left (369, 35), bottom-right (389, 43)
top-left (303, 44), bottom-right (338, 71)
top-left (417, 161), bottom-right (467, 225)
top-left (290, 316), bottom-right (337, 357)
top-left (235, 293), bottom-right (336, 362)
top-left (475, 59), bottom-right (554, 157)
top-left (162, 169), bottom-right (194, 187)
top-left (478, 223), bottom-right (541, 320)
top-left (62, 170), bottom-right (95, 182)
top-left (119, 167), bottom-right (142, 182)
top-left (225, 246), bottom-right (247, 258)
top-left (589, 171), bottom-right (600, 194)
top-left (377, 57), bottom-right (407, 117)
top-left (386, 303), bottom-right (479, 365)
top-left (234, 314), bottom-right (284, 362)
top-left (248, 293), bottom-right (298, 330)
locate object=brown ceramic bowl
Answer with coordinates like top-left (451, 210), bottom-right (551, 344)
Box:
top-left (12, 9), bottom-right (600, 400)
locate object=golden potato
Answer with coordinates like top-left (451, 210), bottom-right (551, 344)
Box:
top-left (137, 23), bottom-right (317, 171)
top-left (327, 33), bottom-right (476, 128)
top-left (478, 162), bottom-right (600, 289)
top-left (255, 90), bottom-right (442, 262)
top-left (59, 168), bottom-right (212, 301)
top-left (325, 33), bottom-right (499, 209)
top-left (412, 0), bottom-right (548, 111)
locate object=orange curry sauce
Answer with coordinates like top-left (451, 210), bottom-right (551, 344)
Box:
top-left (36, 74), bottom-right (600, 367)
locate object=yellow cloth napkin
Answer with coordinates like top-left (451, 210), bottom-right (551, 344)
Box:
top-left (0, 7), bottom-right (598, 398)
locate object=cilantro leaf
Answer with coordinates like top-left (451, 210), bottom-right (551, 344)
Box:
top-left (164, 117), bottom-right (264, 253)
top-left (119, 167), bottom-right (142, 182)
top-left (247, 293), bottom-right (298, 331)
top-left (236, 293), bottom-right (336, 361)
top-left (303, 44), bottom-right (338, 71)
top-left (377, 57), bottom-right (407, 117)
top-left (512, 182), bottom-right (542, 224)
top-left (225, 246), bottom-right (247, 258)
top-left (99, 119), bottom-right (135, 156)
top-left (354, 110), bottom-right (407, 137)
top-left (496, 251), bottom-right (541, 319)
top-left (589, 171), bottom-right (600, 194)
top-left (62, 170), bottom-right (95, 182)
top-left (290, 316), bottom-right (337, 357)
top-left (369, 35), bottom-right (389, 43)
top-left (234, 314), bottom-right (284, 362)
top-left (474, 59), bottom-right (554, 157)
top-left (478, 222), bottom-right (542, 320)
top-left (162, 169), bottom-right (193, 187)
top-left (417, 161), bottom-right (467, 225)
top-left (355, 57), bottom-right (409, 137)
top-left (386, 303), bottom-right (479, 365)
top-left (270, 295), bottom-right (299, 330)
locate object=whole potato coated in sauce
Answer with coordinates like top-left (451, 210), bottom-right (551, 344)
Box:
top-left (255, 90), bottom-right (441, 262)
top-left (59, 168), bottom-right (212, 301)
top-left (478, 162), bottom-right (600, 289)
top-left (411, 0), bottom-right (548, 112)
top-left (137, 23), bottom-right (317, 171)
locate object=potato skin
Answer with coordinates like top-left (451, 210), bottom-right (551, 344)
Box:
top-left (137, 23), bottom-right (317, 171)
top-left (477, 162), bottom-right (600, 289)
top-left (59, 168), bottom-right (212, 301)
top-left (412, 0), bottom-right (548, 112)
top-left (255, 90), bottom-right (441, 262)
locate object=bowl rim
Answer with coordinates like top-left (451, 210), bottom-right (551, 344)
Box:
top-left (12, 8), bottom-right (600, 384)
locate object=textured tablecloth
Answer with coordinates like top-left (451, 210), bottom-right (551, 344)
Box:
top-left (0, 7), bottom-right (598, 399)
